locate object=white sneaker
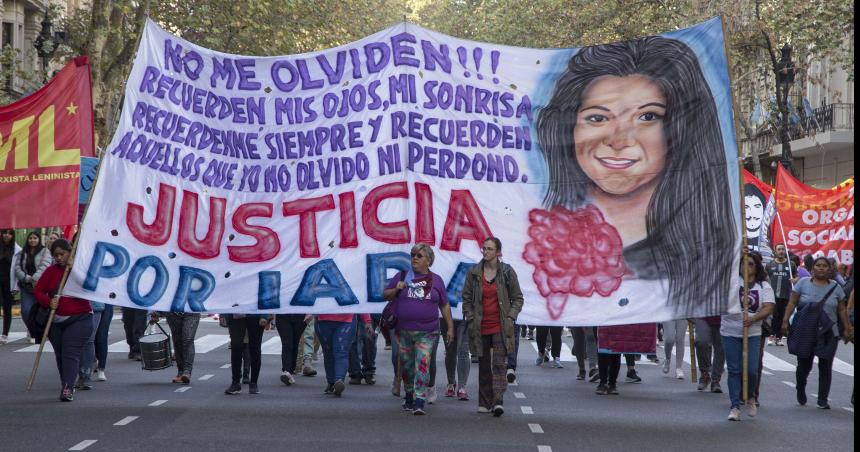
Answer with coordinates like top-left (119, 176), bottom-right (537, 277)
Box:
top-left (746, 400), bottom-right (758, 417)
top-left (767, 337), bottom-right (775, 346)
top-left (27, 337), bottom-right (36, 344)
top-left (427, 386), bottom-right (437, 404)
top-left (552, 357), bottom-right (564, 368)
top-left (94, 370), bottom-right (107, 381)
top-left (506, 368), bottom-right (516, 383)
top-left (727, 407), bottom-right (741, 421)
top-left (478, 406), bottom-right (491, 413)
top-left (0, 335), bottom-right (7, 344)
top-left (676, 369), bottom-right (685, 380)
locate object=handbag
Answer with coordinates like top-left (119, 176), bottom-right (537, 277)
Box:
top-left (26, 304), bottom-right (52, 344)
top-left (787, 284), bottom-right (837, 357)
top-left (380, 271), bottom-right (407, 331)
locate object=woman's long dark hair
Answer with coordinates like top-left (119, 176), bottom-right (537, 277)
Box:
top-left (0, 229), bottom-right (14, 260)
top-left (739, 252), bottom-right (767, 284)
top-left (536, 36), bottom-right (737, 317)
top-left (20, 231), bottom-right (44, 273)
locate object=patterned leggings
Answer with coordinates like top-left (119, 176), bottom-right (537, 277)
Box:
top-left (478, 333), bottom-right (508, 409)
top-left (398, 329), bottom-right (439, 401)
top-left (166, 313), bottom-right (200, 376)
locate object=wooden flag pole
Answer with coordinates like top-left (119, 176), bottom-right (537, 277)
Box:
top-left (26, 153), bottom-right (107, 391)
top-left (687, 320), bottom-right (697, 384)
top-left (720, 15), bottom-right (751, 402)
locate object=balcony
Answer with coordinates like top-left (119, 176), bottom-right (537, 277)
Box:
top-left (742, 103), bottom-right (854, 158)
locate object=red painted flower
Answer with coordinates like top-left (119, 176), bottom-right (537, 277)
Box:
top-left (522, 205), bottom-right (628, 319)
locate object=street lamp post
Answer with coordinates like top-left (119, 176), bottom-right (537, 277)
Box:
top-left (775, 43), bottom-right (796, 175)
top-left (33, 13), bottom-right (58, 83)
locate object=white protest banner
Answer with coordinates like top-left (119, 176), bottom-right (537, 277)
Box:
top-left (64, 18), bottom-right (742, 325)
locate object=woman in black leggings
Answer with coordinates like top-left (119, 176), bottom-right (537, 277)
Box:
top-left (534, 326), bottom-right (564, 368)
top-left (224, 314), bottom-right (272, 395)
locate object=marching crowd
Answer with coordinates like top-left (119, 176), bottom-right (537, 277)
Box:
top-left (0, 232), bottom-right (854, 421)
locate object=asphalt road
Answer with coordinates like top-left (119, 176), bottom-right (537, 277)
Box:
top-left (0, 315), bottom-right (853, 452)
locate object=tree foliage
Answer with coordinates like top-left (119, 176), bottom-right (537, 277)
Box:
top-left (45, 0), bottom-right (852, 148)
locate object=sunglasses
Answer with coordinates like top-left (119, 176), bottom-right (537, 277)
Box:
top-left (411, 252), bottom-right (425, 259)
top-left (481, 247), bottom-right (497, 252)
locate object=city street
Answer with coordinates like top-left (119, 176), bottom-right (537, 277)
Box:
top-left (0, 315), bottom-right (853, 452)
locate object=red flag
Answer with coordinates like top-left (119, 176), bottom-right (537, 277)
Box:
top-left (0, 56), bottom-right (94, 228)
top-left (773, 165), bottom-right (854, 264)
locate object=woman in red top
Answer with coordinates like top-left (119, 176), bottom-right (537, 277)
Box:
top-left (33, 239), bottom-right (93, 402)
top-left (462, 237), bottom-right (525, 417)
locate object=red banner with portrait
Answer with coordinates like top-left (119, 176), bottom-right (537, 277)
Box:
top-left (772, 165), bottom-right (855, 265)
top-left (0, 56), bottom-right (94, 228)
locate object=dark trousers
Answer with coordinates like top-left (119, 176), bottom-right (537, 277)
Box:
top-left (1, 281), bottom-right (12, 336)
top-left (276, 314), bottom-right (307, 373)
top-left (536, 326), bottom-right (562, 359)
top-left (349, 315), bottom-right (378, 378)
top-left (228, 316), bottom-right (264, 384)
top-left (48, 314), bottom-right (92, 389)
top-left (478, 333), bottom-right (507, 409)
top-left (797, 355), bottom-right (835, 403)
top-left (773, 298), bottom-right (789, 339)
top-left (166, 313), bottom-right (200, 376)
top-left (316, 320), bottom-right (355, 385)
top-left (121, 307), bottom-right (147, 353)
top-left (94, 307), bottom-right (113, 370)
top-left (572, 327), bottom-right (598, 371)
top-left (598, 353), bottom-right (621, 386)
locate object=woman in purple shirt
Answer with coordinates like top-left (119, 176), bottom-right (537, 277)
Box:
top-left (383, 244), bottom-right (454, 415)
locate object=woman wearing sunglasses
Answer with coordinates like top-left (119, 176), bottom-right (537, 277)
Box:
top-left (383, 243), bottom-right (454, 415)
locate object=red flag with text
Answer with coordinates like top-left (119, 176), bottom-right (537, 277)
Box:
top-left (0, 56), bottom-right (94, 228)
top-left (772, 165), bottom-right (855, 264)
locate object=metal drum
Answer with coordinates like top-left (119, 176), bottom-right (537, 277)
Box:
top-left (139, 323), bottom-right (173, 371)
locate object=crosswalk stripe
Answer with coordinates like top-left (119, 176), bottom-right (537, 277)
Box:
top-left (833, 358), bottom-right (854, 377)
top-left (762, 352), bottom-right (795, 371)
top-left (529, 342), bottom-right (575, 362)
top-left (0, 332), bottom-right (26, 343)
top-left (261, 337), bottom-right (282, 355)
top-left (193, 335), bottom-right (230, 354)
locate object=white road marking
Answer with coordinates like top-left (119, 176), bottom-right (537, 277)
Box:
top-left (193, 335), bottom-right (231, 353)
top-left (529, 342), bottom-right (575, 361)
top-left (113, 416), bottom-right (139, 426)
top-left (762, 352), bottom-right (795, 371)
top-left (261, 336), bottom-right (283, 355)
top-left (762, 370), bottom-right (773, 375)
top-left (221, 363), bottom-right (231, 369)
top-left (513, 392), bottom-right (526, 399)
top-left (199, 374), bottom-right (214, 381)
top-left (508, 380), bottom-right (518, 386)
top-left (15, 342), bottom-right (53, 353)
top-left (69, 440), bottom-right (97, 450)
top-left (107, 340), bottom-right (130, 353)
top-left (175, 386), bottom-right (191, 393)
top-left (537, 446), bottom-right (553, 452)
top-left (0, 332), bottom-right (26, 343)
top-left (811, 393), bottom-right (818, 398)
top-left (843, 407), bottom-right (853, 413)
top-left (521, 406), bottom-right (534, 414)
top-left (782, 381), bottom-right (796, 388)
top-left (832, 358), bottom-right (854, 377)
top-left (148, 400), bottom-right (167, 406)
top-left (528, 423), bottom-right (544, 434)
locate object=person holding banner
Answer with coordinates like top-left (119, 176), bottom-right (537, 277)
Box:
top-left (224, 313), bottom-right (272, 395)
top-left (462, 238), bottom-right (523, 417)
top-left (385, 244), bottom-right (455, 415)
top-left (15, 231), bottom-right (53, 342)
top-left (316, 313), bottom-right (372, 398)
top-left (33, 239), bottom-right (93, 402)
top-left (781, 257), bottom-right (851, 410)
top-left (721, 253), bottom-right (774, 421)
top-left (151, 311), bottom-right (200, 384)
top-left (0, 229), bottom-right (20, 344)
top-left (534, 35), bottom-right (735, 319)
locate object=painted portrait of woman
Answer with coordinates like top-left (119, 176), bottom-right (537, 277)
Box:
top-left (526, 35), bottom-right (737, 320)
